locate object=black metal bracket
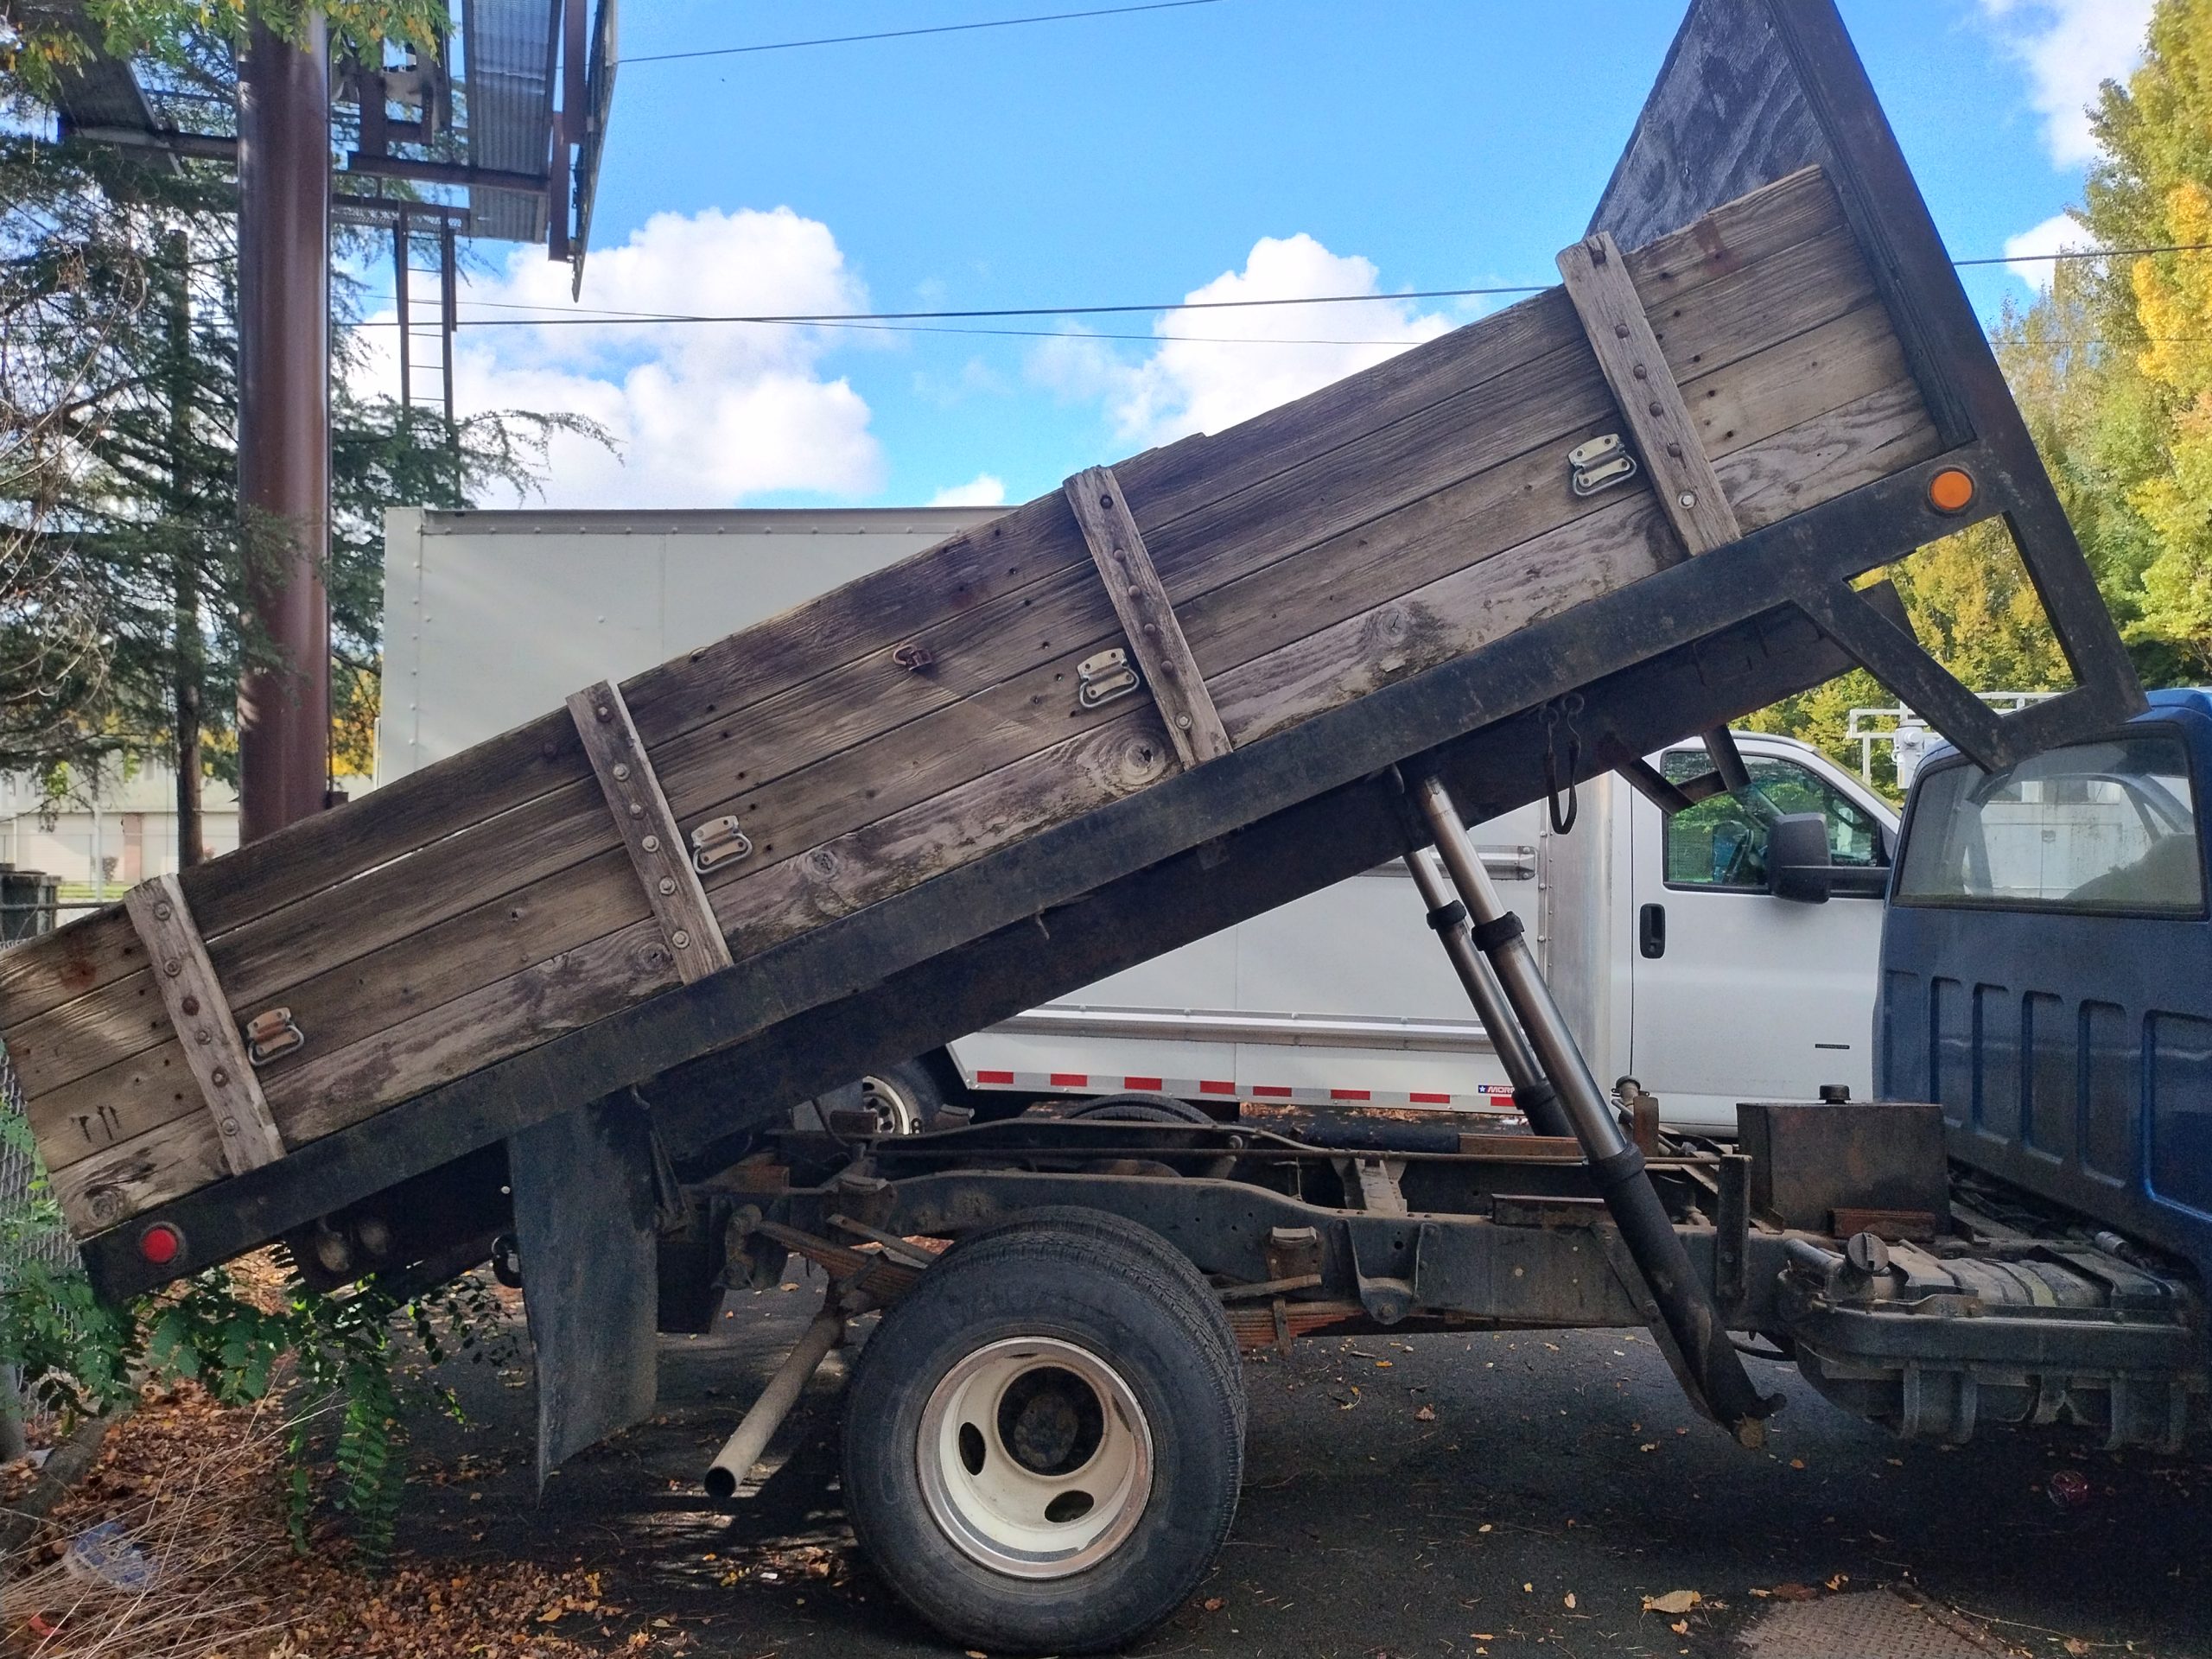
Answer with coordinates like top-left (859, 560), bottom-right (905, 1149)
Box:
top-left (1592, 0), bottom-right (2144, 773)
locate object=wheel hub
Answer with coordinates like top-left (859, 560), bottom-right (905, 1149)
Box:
top-left (917, 1337), bottom-right (1153, 1579)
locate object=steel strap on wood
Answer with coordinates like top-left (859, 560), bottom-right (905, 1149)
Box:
top-left (121, 874), bottom-right (286, 1179)
top-left (1062, 465), bottom-right (1234, 770)
top-left (568, 679), bottom-right (736, 984)
top-left (1557, 229), bottom-right (1753, 789)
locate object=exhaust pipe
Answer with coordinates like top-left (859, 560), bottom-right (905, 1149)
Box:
top-left (703, 1306), bottom-right (848, 1499)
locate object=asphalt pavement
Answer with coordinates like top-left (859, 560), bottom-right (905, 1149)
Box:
top-left (398, 1268), bottom-right (2212, 1659)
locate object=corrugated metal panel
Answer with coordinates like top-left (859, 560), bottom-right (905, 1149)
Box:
top-left (460, 0), bottom-right (555, 241)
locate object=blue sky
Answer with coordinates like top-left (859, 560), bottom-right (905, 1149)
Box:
top-left (385, 0), bottom-right (2149, 512)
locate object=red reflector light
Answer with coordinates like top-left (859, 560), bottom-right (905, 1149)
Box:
top-left (138, 1224), bottom-right (181, 1266)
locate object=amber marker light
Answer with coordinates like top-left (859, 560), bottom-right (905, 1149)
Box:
top-left (1927, 467), bottom-right (1976, 514)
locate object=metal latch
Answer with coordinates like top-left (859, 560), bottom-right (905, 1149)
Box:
top-left (1567, 432), bottom-right (1638, 497)
top-left (243, 1007), bottom-right (304, 1068)
top-left (1076, 646), bottom-right (1141, 709)
top-left (690, 816), bottom-right (753, 874)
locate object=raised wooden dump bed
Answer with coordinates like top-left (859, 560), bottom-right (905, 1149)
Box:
top-left (0, 138), bottom-right (2130, 1287)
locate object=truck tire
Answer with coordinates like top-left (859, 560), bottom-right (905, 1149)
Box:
top-left (1065, 1090), bottom-right (1215, 1126)
top-left (946, 1207), bottom-right (1246, 1428)
top-left (859, 1059), bottom-right (944, 1135)
top-left (843, 1224), bottom-right (1245, 1654)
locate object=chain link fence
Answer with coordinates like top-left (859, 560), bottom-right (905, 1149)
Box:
top-left (2, 944), bottom-right (79, 1452)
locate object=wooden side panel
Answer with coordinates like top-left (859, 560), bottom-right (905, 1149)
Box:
top-left (12, 168), bottom-right (1956, 1231)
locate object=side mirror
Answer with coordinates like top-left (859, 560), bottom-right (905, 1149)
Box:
top-left (1766, 812), bottom-right (1834, 904)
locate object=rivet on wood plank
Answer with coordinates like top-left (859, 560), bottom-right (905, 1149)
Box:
top-left (181, 995), bottom-right (200, 1016)
top-left (211, 1068), bottom-right (230, 1088)
top-left (1613, 322), bottom-right (1630, 339)
top-left (1667, 442), bottom-right (1683, 458)
top-left (641, 834), bottom-right (661, 853)
top-left (1679, 491), bottom-right (1698, 508)
top-left (195, 1027), bottom-right (213, 1046)
top-left (162, 958), bottom-right (182, 977)
top-left (220, 1116), bottom-right (239, 1135)
top-left (595, 703), bottom-right (613, 722)
top-left (671, 930), bottom-right (691, 949)
top-left (613, 762), bottom-right (631, 781)
top-left (628, 802), bottom-right (645, 818)
top-left (1631, 364), bottom-right (1648, 381)
top-left (154, 902), bottom-right (174, 921)
top-left (658, 877), bottom-right (677, 895)
top-left (1649, 400), bottom-right (1664, 416)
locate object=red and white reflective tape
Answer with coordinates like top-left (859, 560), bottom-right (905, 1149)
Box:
top-left (968, 1068), bottom-right (1514, 1110)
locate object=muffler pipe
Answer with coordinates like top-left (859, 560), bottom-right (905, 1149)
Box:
top-left (703, 1306), bottom-right (847, 1499)
top-left (1408, 770), bottom-right (1777, 1442)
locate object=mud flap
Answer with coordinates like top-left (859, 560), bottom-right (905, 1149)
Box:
top-left (509, 1093), bottom-right (661, 1491)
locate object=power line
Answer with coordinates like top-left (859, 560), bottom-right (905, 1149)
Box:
top-left (1955, 240), bottom-right (2212, 267)
top-left (619, 0), bottom-right (1225, 67)
top-left (353, 238), bottom-right (2212, 346)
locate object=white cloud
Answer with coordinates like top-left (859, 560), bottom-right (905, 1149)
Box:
top-left (927, 473), bottom-right (1007, 506)
top-left (1029, 233), bottom-right (1451, 446)
top-left (1979, 0), bottom-right (2152, 165)
top-left (354, 206), bottom-right (885, 507)
top-left (2004, 211), bottom-right (2100, 291)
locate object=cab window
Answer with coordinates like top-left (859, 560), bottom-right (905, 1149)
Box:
top-left (1895, 734), bottom-right (2203, 917)
top-left (1661, 751), bottom-right (1886, 893)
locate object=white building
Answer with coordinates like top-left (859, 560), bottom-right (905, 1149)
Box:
top-left (0, 760), bottom-right (241, 899)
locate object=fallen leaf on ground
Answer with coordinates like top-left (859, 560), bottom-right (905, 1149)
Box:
top-left (1414, 1405), bottom-right (1437, 1422)
top-left (1643, 1590), bottom-right (1702, 1615)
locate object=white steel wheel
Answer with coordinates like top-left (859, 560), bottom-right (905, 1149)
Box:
top-left (917, 1336), bottom-right (1153, 1579)
top-left (858, 1059), bottom-right (944, 1135)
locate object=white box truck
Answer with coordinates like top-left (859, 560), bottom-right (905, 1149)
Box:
top-left (378, 505), bottom-right (1897, 1131)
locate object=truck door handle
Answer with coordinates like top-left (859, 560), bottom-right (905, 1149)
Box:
top-left (1638, 902), bottom-right (1665, 959)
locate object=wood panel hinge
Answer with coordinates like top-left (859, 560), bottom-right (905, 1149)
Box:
top-left (1062, 464), bottom-right (1234, 769)
top-left (568, 679), bottom-right (737, 984)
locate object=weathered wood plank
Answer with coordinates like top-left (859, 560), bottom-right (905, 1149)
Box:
top-left (35, 847), bottom-right (651, 1171)
top-left (1064, 466), bottom-right (1232, 768)
top-left (55, 378), bottom-right (1937, 1230)
top-left (0, 170), bottom-right (1853, 1065)
top-left (3, 171), bottom-right (1853, 1078)
top-left (569, 680), bottom-right (734, 982)
top-left (708, 379), bottom-right (1935, 957)
top-left (51, 918), bottom-right (677, 1229)
top-left (23, 206), bottom-right (1894, 1155)
top-left (120, 877), bottom-right (284, 1179)
top-left (1216, 378), bottom-right (1939, 749)
top-left (22, 171), bottom-right (1918, 1224)
top-left (679, 300), bottom-right (1908, 893)
top-left (1558, 228), bottom-right (1743, 551)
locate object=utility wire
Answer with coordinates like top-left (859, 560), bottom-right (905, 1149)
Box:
top-left (355, 238), bottom-right (2212, 346)
top-left (619, 0), bottom-right (1225, 67)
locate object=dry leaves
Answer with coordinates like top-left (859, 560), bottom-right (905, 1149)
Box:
top-left (2, 1377), bottom-right (684, 1658)
top-left (1642, 1589), bottom-right (1702, 1615)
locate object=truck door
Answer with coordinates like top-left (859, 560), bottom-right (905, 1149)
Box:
top-left (1628, 742), bottom-right (1894, 1128)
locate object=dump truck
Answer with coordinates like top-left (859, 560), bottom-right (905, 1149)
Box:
top-left (3, 0), bottom-right (2205, 1651)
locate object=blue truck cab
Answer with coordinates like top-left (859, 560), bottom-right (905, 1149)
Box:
top-left (1878, 689), bottom-right (2212, 1287)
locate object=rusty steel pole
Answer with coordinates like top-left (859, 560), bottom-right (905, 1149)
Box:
top-left (235, 9), bottom-right (332, 842)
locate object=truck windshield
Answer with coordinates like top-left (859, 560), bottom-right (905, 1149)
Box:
top-left (1894, 734), bottom-right (2204, 917)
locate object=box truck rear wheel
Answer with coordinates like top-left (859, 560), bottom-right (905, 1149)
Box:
top-left (843, 1221), bottom-right (1244, 1654)
top-left (858, 1060), bottom-right (944, 1135)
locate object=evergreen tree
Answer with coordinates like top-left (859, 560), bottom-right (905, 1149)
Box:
top-left (0, 27), bottom-right (589, 859)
